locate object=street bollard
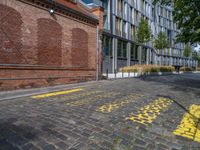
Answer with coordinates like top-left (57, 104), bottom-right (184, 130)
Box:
top-left (128, 71), bottom-right (130, 78)
top-left (122, 71), bottom-right (124, 78)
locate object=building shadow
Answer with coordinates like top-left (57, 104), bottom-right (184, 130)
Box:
top-left (0, 119), bottom-right (38, 149)
top-left (0, 117), bottom-right (56, 149)
top-left (140, 74), bottom-right (200, 96)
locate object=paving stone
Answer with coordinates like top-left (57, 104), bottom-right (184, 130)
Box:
top-left (0, 139), bottom-right (21, 150)
top-left (7, 135), bottom-right (28, 147)
top-left (55, 133), bottom-right (68, 141)
top-left (134, 138), bottom-right (147, 147)
top-left (156, 143), bottom-right (170, 150)
top-left (146, 144), bottom-right (156, 150)
top-left (132, 145), bottom-right (146, 150)
top-left (0, 74), bottom-right (200, 149)
top-left (62, 130), bottom-right (80, 139)
top-left (101, 140), bottom-right (113, 149)
top-left (21, 143), bottom-right (40, 150)
top-left (41, 144), bottom-right (56, 150)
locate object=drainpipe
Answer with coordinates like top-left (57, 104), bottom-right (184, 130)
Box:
top-left (96, 26), bottom-right (99, 81)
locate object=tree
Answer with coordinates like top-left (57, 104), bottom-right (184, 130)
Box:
top-left (136, 18), bottom-right (152, 64)
top-left (183, 43), bottom-right (192, 57)
top-left (153, 0), bottom-right (200, 44)
top-left (136, 18), bottom-right (152, 44)
top-left (154, 32), bottom-right (169, 52)
top-left (192, 50), bottom-right (200, 66)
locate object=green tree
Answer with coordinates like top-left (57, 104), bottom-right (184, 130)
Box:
top-left (153, 0), bottom-right (200, 44)
top-left (183, 43), bottom-right (192, 57)
top-left (154, 32), bottom-right (169, 52)
top-left (136, 18), bottom-right (152, 64)
top-left (192, 50), bottom-right (200, 66)
top-left (136, 18), bottom-right (152, 44)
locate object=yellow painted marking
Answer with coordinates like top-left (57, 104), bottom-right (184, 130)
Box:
top-left (32, 88), bottom-right (83, 99)
top-left (126, 98), bottom-right (173, 126)
top-left (65, 92), bottom-right (120, 106)
top-left (48, 91), bottom-right (103, 102)
top-left (96, 94), bottom-right (144, 113)
top-left (173, 105), bottom-right (200, 143)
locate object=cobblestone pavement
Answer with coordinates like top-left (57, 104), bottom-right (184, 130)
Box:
top-left (0, 73), bottom-right (200, 150)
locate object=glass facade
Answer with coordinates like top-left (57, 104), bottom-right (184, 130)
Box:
top-left (92, 0), bottom-right (197, 72)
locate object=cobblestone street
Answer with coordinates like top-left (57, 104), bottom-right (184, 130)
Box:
top-left (0, 74), bottom-right (200, 150)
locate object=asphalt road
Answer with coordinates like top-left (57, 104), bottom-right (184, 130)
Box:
top-left (0, 73), bottom-right (200, 150)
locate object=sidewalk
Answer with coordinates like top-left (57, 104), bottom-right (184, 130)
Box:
top-left (0, 81), bottom-right (100, 101)
top-left (103, 71), bottom-right (199, 79)
top-left (103, 72), bottom-right (139, 79)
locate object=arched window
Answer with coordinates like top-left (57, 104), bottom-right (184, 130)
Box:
top-left (37, 18), bottom-right (62, 66)
top-left (72, 28), bottom-right (88, 67)
top-left (0, 4), bottom-right (23, 64)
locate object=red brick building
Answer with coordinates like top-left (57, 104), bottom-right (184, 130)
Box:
top-left (0, 0), bottom-right (103, 90)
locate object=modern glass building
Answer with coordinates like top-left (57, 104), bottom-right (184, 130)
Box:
top-left (83, 0), bottom-right (197, 73)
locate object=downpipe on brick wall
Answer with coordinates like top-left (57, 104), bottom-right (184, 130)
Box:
top-left (96, 26), bottom-right (99, 81)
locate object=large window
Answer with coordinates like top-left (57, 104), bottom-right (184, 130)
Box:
top-left (131, 43), bottom-right (138, 60)
top-left (103, 36), bottom-right (112, 57)
top-left (131, 25), bottom-right (135, 41)
top-left (117, 40), bottom-right (127, 58)
top-left (116, 17), bottom-right (121, 36)
top-left (141, 47), bottom-right (147, 64)
top-left (122, 21), bottom-right (126, 38)
top-left (118, 0), bottom-right (122, 16)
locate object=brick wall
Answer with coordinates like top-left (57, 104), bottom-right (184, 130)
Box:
top-left (0, 0), bottom-right (100, 90)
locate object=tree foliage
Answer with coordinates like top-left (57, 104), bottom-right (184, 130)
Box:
top-left (192, 50), bottom-right (200, 66)
top-left (153, 0), bottom-right (200, 44)
top-left (183, 43), bottom-right (192, 57)
top-left (154, 32), bottom-right (169, 50)
top-left (136, 18), bottom-right (152, 44)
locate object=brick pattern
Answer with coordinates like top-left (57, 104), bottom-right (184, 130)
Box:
top-left (0, 0), bottom-right (101, 90)
top-left (37, 18), bottom-right (62, 66)
top-left (72, 28), bottom-right (88, 67)
top-left (0, 67), bottom-right (96, 90)
top-left (0, 4), bottom-right (23, 64)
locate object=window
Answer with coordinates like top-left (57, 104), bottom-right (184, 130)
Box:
top-left (124, 2), bottom-right (127, 18)
top-left (141, 47), bottom-right (147, 64)
top-left (117, 40), bottom-right (127, 58)
top-left (103, 36), bottom-right (112, 57)
top-left (117, 40), bottom-right (122, 57)
top-left (118, 0), bottom-right (122, 16)
top-left (131, 25), bottom-right (135, 41)
top-left (116, 17), bottom-right (121, 35)
top-left (123, 42), bottom-right (127, 57)
top-left (122, 21), bottom-right (126, 37)
top-left (131, 43), bottom-right (138, 60)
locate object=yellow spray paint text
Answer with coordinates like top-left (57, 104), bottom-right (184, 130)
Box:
top-left (126, 97), bottom-right (173, 126)
top-left (65, 92), bottom-right (120, 107)
top-left (96, 94), bottom-right (144, 113)
top-left (173, 105), bottom-right (200, 143)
